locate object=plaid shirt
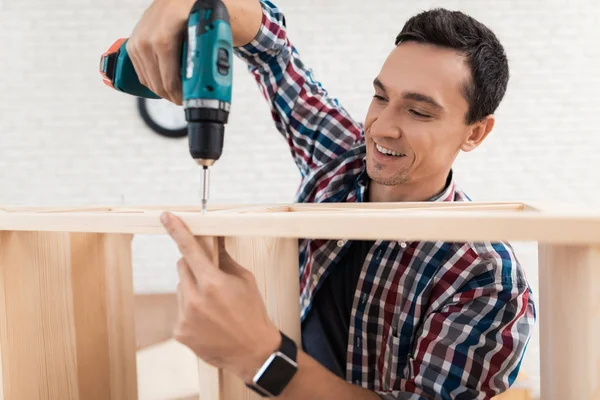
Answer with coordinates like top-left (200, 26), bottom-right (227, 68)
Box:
top-left (234, 2), bottom-right (537, 399)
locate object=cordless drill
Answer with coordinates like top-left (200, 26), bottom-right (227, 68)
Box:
top-left (99, 0), bottom-right (233, 213)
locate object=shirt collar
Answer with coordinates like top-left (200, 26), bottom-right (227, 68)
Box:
top-left (427, 170), bottom-right (455, 202)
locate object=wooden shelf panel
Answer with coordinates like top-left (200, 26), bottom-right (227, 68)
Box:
top-left (0, 202), bottom-right (599, 243)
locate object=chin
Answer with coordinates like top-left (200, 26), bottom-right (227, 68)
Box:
top-left (366, 160), bottom-right (411, 186)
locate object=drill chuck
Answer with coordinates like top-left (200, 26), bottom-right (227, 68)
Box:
top-left (185, 99), bottom-right (229, 165)
top-left (188, 121), bottom-right (225, 166)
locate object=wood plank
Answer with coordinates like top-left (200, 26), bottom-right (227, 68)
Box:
top-left (101, 234), bottom-right (138, 399)
top-left (196, 237), bottom-right (223, 400)
top-left (287, 201), bottom-right (526, 211)
top-left (208, 205), bottom-right (291, 214)
top-left (538, 244), bottom-right (600, 400)
top-left (0, 203), bottom-right (260, 213)
top-left (2, 206), bottom-right (600, 243)
top-left (288, 203), bottom-right (525, 212)
top-left (0, 231), bottom-right (79, 399)
top-left (72, 232), bottom-right (138, 399)
top-left (0, 310), bottom-right (2, 400)
top-left (0, 201), bottom-right (526, 215)
top-left (0, 232), bottom-right (137, 400)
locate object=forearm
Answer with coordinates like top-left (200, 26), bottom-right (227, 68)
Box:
top-left (232, 0), bottom-right (363, 175)
top-left (277, 350), bottom-right (380, 400)
top-left (222, 0), bottom-right (263, 47)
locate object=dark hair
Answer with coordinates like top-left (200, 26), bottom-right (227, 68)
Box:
top-left (396, 8), bottom-right (509, 124)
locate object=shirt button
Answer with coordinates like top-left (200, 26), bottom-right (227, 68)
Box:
top-left (355, 336), bottom-right (362, 347)
top-left (337, 239), bottom-right (345, 247)
top-left (400, 242), bottom-right (407, 249)
top-left (360, 293), bottom-right (367, 304)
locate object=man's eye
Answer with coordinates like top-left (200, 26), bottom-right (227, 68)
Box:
top-left (373, 95), bottom-right (387, 101)
top-left (409, 109), bottom-right (431, 118)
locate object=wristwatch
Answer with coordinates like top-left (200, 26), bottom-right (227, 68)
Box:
top-left (246, 331), bottom-right (298, 397)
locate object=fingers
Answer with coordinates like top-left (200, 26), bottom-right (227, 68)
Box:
top-left (176, 281), bottom-right (183, 315)
top-left (156, 34), bottom-right (184, 105)
top-left (126, 39), bottom-right (150, 93)
top-left (130, 39), bottom-right (180, 103)
top-left (161, 212), bottom-right (218, 277)
top-left (126, 4), bottom-right (158, 95)
top-left (176, 257), bottom-right (197, 300)
top-left (149, 51), bottom-right (172, 100)
top-left (129, 36), bottom-right (170, 100)
top-left (125, 0), bottom-right (189, 104)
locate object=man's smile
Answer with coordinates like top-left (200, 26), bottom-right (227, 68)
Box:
top-left (371, 141), bottom-right (408, 166)
top-left (375, 143), bottom-right (405, 157)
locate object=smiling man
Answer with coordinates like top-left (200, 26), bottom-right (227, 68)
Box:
top-left (365, 40), bottom-right (498, 203)
top-left (128, 0), bottom-right (536, 398)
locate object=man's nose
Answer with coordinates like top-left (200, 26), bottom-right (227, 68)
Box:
top-left (369, 111), bottom-right (402, 139)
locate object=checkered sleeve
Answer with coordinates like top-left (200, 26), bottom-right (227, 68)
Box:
top-left (377, 272), bottom-right (536, 399)
top-left (233, 0), bottom-right (363, 177)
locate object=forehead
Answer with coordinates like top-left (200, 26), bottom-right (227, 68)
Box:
top-left (378, 41), bottom-right (471, 111)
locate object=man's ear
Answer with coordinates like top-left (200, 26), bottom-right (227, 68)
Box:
top-left (461, 115), bottom-right (495, 152)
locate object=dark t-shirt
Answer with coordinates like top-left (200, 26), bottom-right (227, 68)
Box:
top-left (301, 240), bottom-right (374, 378)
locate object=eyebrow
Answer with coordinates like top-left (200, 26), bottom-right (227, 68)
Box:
top-left (373, 78), bottom-right (444, 110)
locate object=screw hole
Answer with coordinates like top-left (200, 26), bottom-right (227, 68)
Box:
top-left (206, 86), bottom-right (214, 92)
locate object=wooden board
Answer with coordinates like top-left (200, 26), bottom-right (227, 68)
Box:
top-left (1, 202), bottom-right (600, 244)
top-left (0, 232), bottom-right (137, 400)
top-left (538, 244), bottom-right (600, 400)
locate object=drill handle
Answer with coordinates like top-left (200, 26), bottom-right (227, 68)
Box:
top-left (100, 38), bottom-right (162, 99)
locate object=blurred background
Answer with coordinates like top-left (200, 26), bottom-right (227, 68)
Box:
top-left (1, 0), bottom-right (599, 398)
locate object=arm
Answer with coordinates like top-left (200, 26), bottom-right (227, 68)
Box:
top-left (272, 350), bottom-right (380, 400)
top-left (127, 0), bottom-right (361, 175)
top-left (258, 274), bottom-right (535, 400)
top-left (234, 0), bottom-right (363, 176)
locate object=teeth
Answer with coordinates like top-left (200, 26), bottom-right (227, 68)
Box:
top-left (376, 143), bottom-right (404, 157)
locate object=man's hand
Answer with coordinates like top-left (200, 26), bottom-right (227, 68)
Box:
top-left (126, 0), bottom-right (195, 104)
top-left (160, 211), bottom-right (281, 382)
top-left (125, 0), bottom-right (262, 105)
top-left (161, 211), bottom-right (383, 399)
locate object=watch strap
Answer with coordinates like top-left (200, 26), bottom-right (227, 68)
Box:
top-left (278, 331), bottom-right (297, 361)
top-left (246, 331), bottom-right (297, 397)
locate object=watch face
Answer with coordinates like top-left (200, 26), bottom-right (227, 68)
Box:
top-left (255, 352), bottom-right (298, 396)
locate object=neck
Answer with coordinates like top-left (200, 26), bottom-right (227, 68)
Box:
top-left (367, 172), bottom-right (450, 202)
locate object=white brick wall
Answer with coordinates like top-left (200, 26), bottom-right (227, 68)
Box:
top-left (1, 0), bottom-right (599, 397)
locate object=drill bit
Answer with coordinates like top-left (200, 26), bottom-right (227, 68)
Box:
top-left (201, 166), bottom-right (209, 214)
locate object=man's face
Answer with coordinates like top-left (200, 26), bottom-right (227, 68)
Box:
top-left (364, 41), bottom-right (491, 190)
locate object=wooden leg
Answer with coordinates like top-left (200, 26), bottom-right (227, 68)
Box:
top-left (0, 231), bottom-right (138, 400)
top-left (538, 244), bottom-right (600, 400)
top-left (196, 236), bottom-right (300, 400)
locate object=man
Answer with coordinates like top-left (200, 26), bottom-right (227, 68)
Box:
top-left (129, 0), bottom-right (537, 398)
